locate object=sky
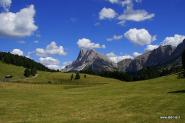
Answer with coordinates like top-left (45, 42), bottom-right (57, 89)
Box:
top-left (0, 0), bottom-right (185, 70)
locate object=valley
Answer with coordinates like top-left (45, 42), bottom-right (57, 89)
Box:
top-left (0, 62), bottom-right (185, 123)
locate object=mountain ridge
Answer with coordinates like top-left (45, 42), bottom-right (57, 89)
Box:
top-left (65, 39), bottom-right (185, 73)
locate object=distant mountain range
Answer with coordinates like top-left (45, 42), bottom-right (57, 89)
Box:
top-left (65, 39), bottom-right (185, 73)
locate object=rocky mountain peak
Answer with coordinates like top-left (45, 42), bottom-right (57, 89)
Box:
top-left (64, 49), bottom-right (117, 73)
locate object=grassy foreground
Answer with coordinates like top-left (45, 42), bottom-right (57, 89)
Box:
top-left (0, 74), bottom-right (185, 123)
top-left (0, 62), bottom-right (185, 123)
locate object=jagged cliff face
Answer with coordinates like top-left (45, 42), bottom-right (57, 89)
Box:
top-left (118, 39), bottom-right (185, 72)
top-left (64, 49), bottom-right (117, 73)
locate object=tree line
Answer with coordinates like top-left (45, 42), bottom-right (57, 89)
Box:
top-left (0, 52), bottom-right (54, 72)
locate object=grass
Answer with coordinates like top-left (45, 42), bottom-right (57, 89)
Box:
top-left (0, 62), bottom-right (185, 123)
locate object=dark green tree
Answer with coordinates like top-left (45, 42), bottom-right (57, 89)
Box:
top-left (75, 72), bottom-right (80, 80)
top-left (24, 68), bottom-right (31, 77)
top-left (70, 74), bottom-right (74, 80)
top-left (31, 68), bottom-right (37, 76)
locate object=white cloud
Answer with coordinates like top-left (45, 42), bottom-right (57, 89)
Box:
top-left (124, 28), bottom-right (156, 45)
top-left (46, 41), bottom-right (66, 55)
top-left (99, 7), bottom-right (117, 20)
top-left (39, 57), bottom-right (61, 70)
top-left (106, 52), bottom-right (133, 63)
top-left (35, 41), bottom-right (67, 57)
top-left (106, 0), bottom-right (154, 25)
top-left (11, 49), bottom-right (23, 56)
top-left (0, 5), bottom-right (38, 37)
top-left (77, 38), bottom-right (105, 49)
top-left (161, 34), bottom-right (185, 47)
top-left (39, 57), bottom-right (60, 66)
top-left (36, 48), bottom-right (47, 57)
top-left (118, 9), bottom-right (155, 25)
top-left (39, 57), bottom-right (71, 70)
top-left (0, 0), bottom-right (12, 11)
top-left (133, 52), bottom-right (141, 57)
top-left (145, 44), bottom-right (159, 52)
top-left (107, 34), bottom-right (123, 41)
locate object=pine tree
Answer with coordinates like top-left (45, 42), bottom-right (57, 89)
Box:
top-left (24, 68), bottom-right (31, 77)
top-left (75, 72), bottom-right (80, 80)
top-left (70, 74), bottom-right (74, 80)
top-left (31, 68), bottom-right (37, 76)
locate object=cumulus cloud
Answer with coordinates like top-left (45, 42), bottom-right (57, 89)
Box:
top-left (39, 57), bottom-right (61, 70)
top-left (107, 34), bottom-right (123, 41)
top-left (118, 9), bottom-right (155, 25)
top-left (11, 49), bottom-right (23, 56)
top-left (145, 44), bottom-right (159, 52)
top-left (39, 57), bottom-right (71, 70)
top-left (0, 5), bottom-right (38, 37)
top-left (0, 0), bottom-right (12, 11)
top-left (133, 52), bottom-right (141, 57)
top-left (105, 0), bottom-right (154, 25)
top-left (36, 41), bottom-right (67, 57)
top-left (161, 34), bottom-right (185, 47)
top-left (99, 7), bottom-right (117, 20)
top-left (77, 38), bottom-right (105, 49)
top-left (106, 52), bottom-right (133, 63)
top-left (124, 28), bottom-right (156, 45)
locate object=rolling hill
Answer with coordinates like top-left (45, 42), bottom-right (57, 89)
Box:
top-left (0, 61), bottom-right (185, 123)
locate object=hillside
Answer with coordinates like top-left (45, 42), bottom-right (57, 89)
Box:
top-left (0, 74), bottom-right (185, 123)
top-left (0, 62), bottom-right (185, 122)
top-left (0, 52), bottom-right (52, 72)
top-left (0, 61), bottom-right (121, 84)
top-left (0, 61), bottom-right (25, 81)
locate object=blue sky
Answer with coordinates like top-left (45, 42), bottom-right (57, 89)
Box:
top-left (0, 0), bottom-right (185, 69)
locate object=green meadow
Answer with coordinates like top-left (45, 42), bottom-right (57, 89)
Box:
top-left (0, 61), bottom-right (185, 123)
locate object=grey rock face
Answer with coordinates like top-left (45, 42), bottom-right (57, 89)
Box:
top-left (64, 49), bottom-right (117, 73)
top-left (118, 39), bottom-right (185, 72)
top-left (118, 59), bottom-right (132, 72)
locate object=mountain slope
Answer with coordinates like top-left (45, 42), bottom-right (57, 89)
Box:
top-left (118, 39), bottom-right (185, 72)
top-left (65, 49), bottom-right (117, 73)
top-left (0, 52), bottom-right (52, 71)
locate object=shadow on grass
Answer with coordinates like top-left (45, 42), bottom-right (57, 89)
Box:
top-left (168, 90), bottom-right (185, 94)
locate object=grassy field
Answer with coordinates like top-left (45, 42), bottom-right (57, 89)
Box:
top-left (0, 62), bottom-right (185, 123)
